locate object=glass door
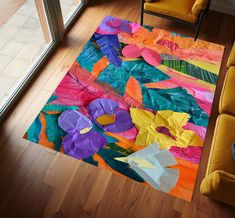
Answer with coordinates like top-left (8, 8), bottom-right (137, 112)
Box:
top-left (60, 0), bottom-right (85, 27)
top-left (0, 0), bottom-right (86, 118)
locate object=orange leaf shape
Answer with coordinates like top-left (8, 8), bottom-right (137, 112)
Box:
top-left (38, 113), bottom-right (55, 150)
top-left (125, 76), bottom-right (142, 104)
top-left (92, 56), bottom-right (109, 78)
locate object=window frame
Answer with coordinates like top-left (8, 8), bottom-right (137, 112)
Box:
top-left (0, 0), bottom-right (86, 119)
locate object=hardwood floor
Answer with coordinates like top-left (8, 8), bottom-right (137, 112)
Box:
top-left (0, 0), bottom-right (235, 217)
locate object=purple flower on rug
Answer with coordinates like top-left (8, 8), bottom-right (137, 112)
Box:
top-left (88, 98), bottom-right (134, 133)
top-left (96, 16), bottom-right (140, 35)
top-left (169, 146), bottom-right (202, 164)
top-left (58, 110), bottom-right (107, 159)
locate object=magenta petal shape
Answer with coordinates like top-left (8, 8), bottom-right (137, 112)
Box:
top-left (169, 146), bottom-right (202, 164)
top-left (141, 48), bottom-right (161, 66)
top-left (122, 44), bottom-right (143, 58)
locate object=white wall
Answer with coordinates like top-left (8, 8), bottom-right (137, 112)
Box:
top-left (210, 0), bottom-right (235, 16)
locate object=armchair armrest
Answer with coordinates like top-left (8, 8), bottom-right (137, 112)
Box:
top-left (200, 170), bottom-right (235, 206)
top-left (192, 0), bottom-right (208, 16)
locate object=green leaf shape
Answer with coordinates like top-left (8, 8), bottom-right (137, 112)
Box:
top-left (97, 147), bottom-right (145, 182)
top-left (82, 143), bottom-right (133, 167)
top-left (162, 59), bottom-right (218, 85)
top-left (27, 115), bottom-right (42, 143)
top-left (77, 40), bottom-right (104, 72)
top-left (42, 104), bottom-right (78, 113)
top-left (143, 24), bottom-right (154, 31)
top-left (97, 60), bottom-right (169, 95)
top-left (47, 95), bottom-right (58, 104)
top-left (83, 156), bottom-right (98, 166)
top-left (92, 122), bottom-right (119, 144)
top-left (141, 85), bottom-right (209, 126)
top-left (44, 113), bottom-right (66, 151)
top-left (40, 98), bottom-right (78, 151)
top-left (107, 143), bottom-right (133, 156)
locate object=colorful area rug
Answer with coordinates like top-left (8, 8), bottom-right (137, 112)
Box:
top-left (24, 16), bottom-right (224, 201)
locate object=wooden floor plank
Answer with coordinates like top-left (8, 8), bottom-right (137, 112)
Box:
top-left (43, 154), bottom-right (81, 217)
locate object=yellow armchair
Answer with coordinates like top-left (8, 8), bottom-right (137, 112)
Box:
top-left (140, 0), bottom-right (211, 40)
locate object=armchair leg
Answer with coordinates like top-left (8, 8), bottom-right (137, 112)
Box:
top-left (194, 11), bottom-right (205, 41)
top-left (140, 0), bottom-right (144, 25)
top-left (141, 11), bottom-right (144, 25)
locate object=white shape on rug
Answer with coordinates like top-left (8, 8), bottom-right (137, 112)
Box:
top-left (115, 143), bottom-right (179, 192)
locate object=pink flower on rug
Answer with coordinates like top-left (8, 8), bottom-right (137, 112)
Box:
top-left (183, 122), bottom-right (206, 140)
top-left (169, 146), bottom-right (202, 164)
top-left (122, 44), bottom-right (161, 66)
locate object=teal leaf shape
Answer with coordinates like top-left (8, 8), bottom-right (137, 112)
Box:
top-left (141, 85), bottom-right (209, 126)
top-left (97, 147), bottom-right (144, 182)
top-left (98, 60), bottom-right (169, 95)
top-left (26, 115), bottom-right (42, 143)
top-left (77, 40), bottom-right (104, 72)
top-left (26, 94), bottom-right (79, 151)
top-left (92, 122), bottom-right (119, 144)
top-left (42, 104), bottom-right (78, 113)
top-left (44, 113), bottom-right (66, 151)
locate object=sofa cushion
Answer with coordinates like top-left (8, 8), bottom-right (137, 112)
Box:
top-left (144, 0), bottom-right (198, 23)
top-left (227, 42), bottom-right (235, 68)
top-left (200, 170), bottom-right (235, 206)
top-left (192, 0), bottom-right (208, 16)
top-left (219, 66), bottom-right (235, 115)
top-left (206, 114), bottom-right (235, 176)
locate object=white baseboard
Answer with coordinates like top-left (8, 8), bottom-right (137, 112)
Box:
top-left (210, 1), bottom-right (235, 16)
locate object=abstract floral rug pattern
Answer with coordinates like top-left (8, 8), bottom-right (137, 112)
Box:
top-left (24, 16), bottom-right (224, 201)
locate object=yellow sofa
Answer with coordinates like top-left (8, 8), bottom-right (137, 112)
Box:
top-left (200, 43), bottom-right (235, 206)
top-left (219, 66), bottom-right (235, 115)
top-left (227, 42), bottom-right (235, 68)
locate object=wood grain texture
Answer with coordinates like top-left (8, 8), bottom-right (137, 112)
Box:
top-left (0, 0), bottom-right (235, 217)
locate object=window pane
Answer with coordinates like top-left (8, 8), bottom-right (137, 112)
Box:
top-left (60, 0), bottom-right (83, 25)
top-left (0, 0), bottom-right (53, 112)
